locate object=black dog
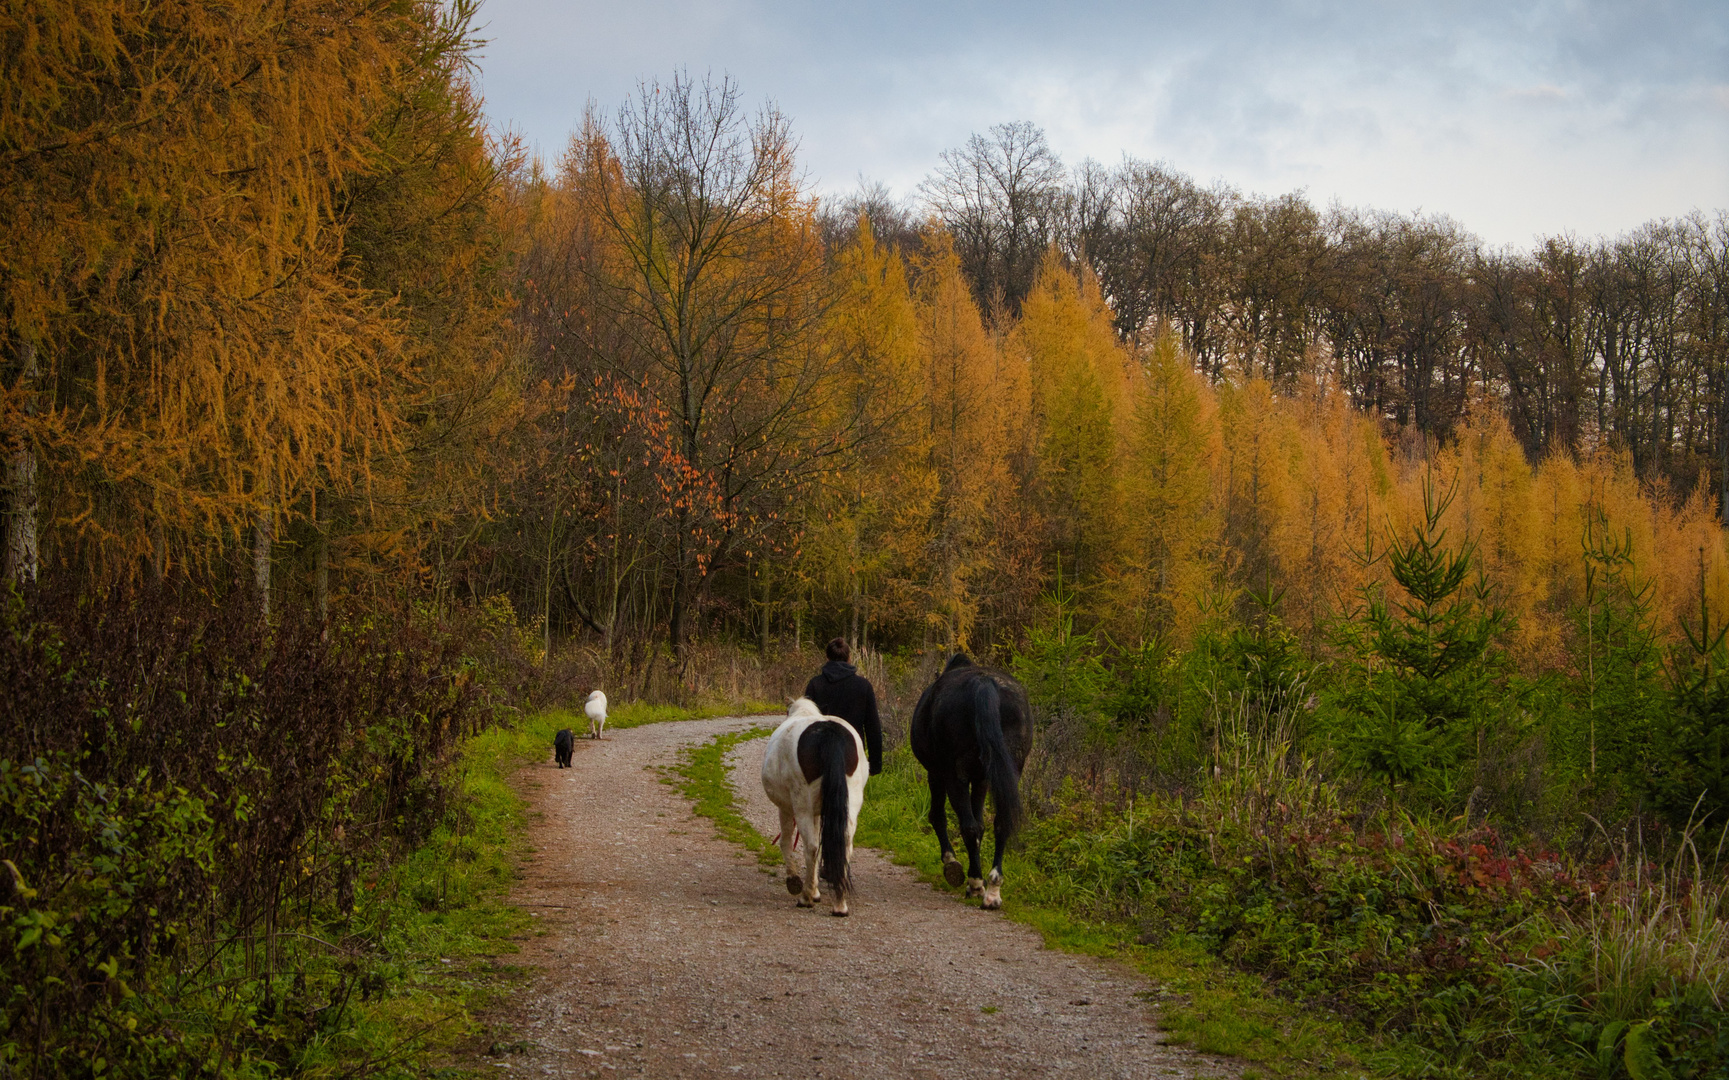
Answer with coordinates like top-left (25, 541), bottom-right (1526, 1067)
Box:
top-left (553, 728), bottom-right (575, 768)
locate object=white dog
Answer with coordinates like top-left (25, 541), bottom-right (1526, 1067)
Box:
top-left (585, 690), bottom-right (607, 739)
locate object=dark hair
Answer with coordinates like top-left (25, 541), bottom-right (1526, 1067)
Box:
top-left (825, 637), bottom-right (850, 662)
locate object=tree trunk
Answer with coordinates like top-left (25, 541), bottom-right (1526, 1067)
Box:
top-left (315, 497), bottom-right (331, 624)
top-left (253, 501), bottom-right (273, 619)
top-left (4, 340), bottom-right (39, 584)
top-left (543, 516), bottom-right (556, 662)
top-left (758, 562), bottom-right (771, 655)
top-left (668, 534), bottom-right (690, 661)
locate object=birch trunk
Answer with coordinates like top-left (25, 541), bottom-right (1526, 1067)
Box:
top-left (315, 497), bottom-right (331, 624)
top-left (4, 341), bottom-right (39, 584)
top-left (253, 499), bottom-right (273, 619)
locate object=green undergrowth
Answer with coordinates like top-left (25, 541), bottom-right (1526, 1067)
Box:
top-left (853, 744), bottom-right (1380, 1080)
top-left (299, 722), bottom-right (543, 1076)
top-left (866, 738), bottom-right (1729, 1080)
top-left (0, 587), bottom-right (534, 1079)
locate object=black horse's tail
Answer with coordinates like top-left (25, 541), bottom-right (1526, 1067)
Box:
top-left (817, 725), bottom-right (854, 899)
top-left (973, 677), bottom-right (1023, 838)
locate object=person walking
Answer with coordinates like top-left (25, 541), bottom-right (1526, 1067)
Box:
top-left (803, 638), bottom-right (883, 776)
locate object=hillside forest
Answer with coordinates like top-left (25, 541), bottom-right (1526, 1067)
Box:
top-left (3, 5), bottom-right (1729, 1077)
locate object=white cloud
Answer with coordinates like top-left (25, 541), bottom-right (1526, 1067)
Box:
top-left (1506, 84), bottom-right (1568, 102)
top-left (471, 0), bottom-right (1729, 245)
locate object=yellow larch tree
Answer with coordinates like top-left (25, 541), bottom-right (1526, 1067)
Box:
top-left (0, 0), bottom-right (428, 583)
top-left (316, 1), bottom-right (522, 609)
top-left (1216, 377), bottom-right (1297, 603)
top-left (798, 218), bottom-right (934, 646)
top-left (914, 231), bottom-right (1011, 650)
top-left (1011, 251), bottom-right (1136, 605)
top-left (1529, 453), bottom-right (1587, 625)
top-left (1441, 407), bottom-right (1552, 664)
top-left (1266, 377), bottom-right (1393, 643)
top-left (1123, 333), bottom-right (1217, 644)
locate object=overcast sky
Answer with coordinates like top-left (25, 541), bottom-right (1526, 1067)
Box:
top-left (471, 0), bottom-right (1728, 249)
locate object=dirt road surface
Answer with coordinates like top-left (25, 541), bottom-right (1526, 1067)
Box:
top-left (487, 716), bottom-right (1237, 1079)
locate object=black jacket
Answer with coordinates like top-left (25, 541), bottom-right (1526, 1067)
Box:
top-left (803, 660), bottom-right (883, 775)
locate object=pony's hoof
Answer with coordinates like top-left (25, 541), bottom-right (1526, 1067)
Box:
top-left (965, 877), bottom-right (985, 899)
top-left (796, 895), bottom-right (814, 908)
top-left (830, 904), bottom-right (849, 917)
top-left (983, 870), bottom-right (1002, 908)
top-left (785, 875), bottom-right (803, 895)
top-left (942, 859), bottom-right (966, 888)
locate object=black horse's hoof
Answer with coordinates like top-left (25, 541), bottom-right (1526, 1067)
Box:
top-left (786, 875), bottom-right (803, 895)
top-left (942, 860), bottom-right (965, 888)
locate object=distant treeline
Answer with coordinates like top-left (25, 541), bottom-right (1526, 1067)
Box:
top-left (852, 121), bottom-right (1729, 508)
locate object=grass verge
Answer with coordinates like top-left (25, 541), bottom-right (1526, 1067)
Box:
top-left (668, 724), bottom-right (782, 869)
top-left (290, 722), bottom-right (544, 1077)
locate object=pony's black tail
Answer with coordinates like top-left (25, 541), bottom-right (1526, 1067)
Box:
top-left (973, 678), bottom-right (1023, 838)
top-left (817, 725), bottom-right (854, 899)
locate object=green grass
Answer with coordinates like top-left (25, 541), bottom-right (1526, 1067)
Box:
top-left (296, 720), bottom-right (549, 1076)
top-left (577, 697), bottom-right (782, 731)
top-left (668, 724), bottom-right (782, 869)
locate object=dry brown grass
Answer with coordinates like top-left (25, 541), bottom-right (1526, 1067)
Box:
top-left (1556, 818), bottom-right (1729, 1018)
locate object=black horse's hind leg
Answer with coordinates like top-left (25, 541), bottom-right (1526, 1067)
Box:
top-left (984, 786), bottom-right (1012, 910)
top-left (955, 777), bottom-right (986, 899)
top-left (927, 769), bottom-right (965, 888)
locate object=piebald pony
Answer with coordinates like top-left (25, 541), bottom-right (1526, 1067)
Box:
top-left (760, 698), bottom-right (868, 916)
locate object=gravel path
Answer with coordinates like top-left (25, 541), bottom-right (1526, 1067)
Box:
top-left (489, 716), bottom-right (1236, 1079)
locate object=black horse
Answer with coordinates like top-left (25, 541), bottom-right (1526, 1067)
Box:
top-left (553, 728), bottom-right (574, 769)
top-left (909, 654), bottom-right (1033, 909)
